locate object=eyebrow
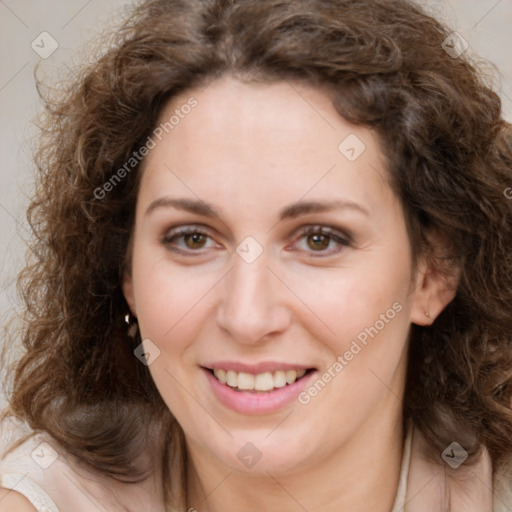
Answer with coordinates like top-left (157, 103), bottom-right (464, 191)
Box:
top-left (145, 197), bottom-right (369, 220)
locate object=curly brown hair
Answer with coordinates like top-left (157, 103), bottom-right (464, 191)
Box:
top-left (3, 0), bottom-right (512, 508)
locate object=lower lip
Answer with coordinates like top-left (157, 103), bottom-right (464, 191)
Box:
top-left (202, 368), bottom-right (318, 415)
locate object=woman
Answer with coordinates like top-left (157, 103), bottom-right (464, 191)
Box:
top-left (1, 0), bottom-right (512, 510)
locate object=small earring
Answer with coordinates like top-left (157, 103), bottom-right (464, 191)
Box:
top-left (425, 311), bottom-right (431, 318)
top-left (124, 312), bottom-right (138, 338)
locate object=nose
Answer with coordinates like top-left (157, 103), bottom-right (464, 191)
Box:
top-left (215, 253), bottom-right (292, 345)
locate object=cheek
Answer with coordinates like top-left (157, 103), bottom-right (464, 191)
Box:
top-left (291, 254), bottom-right (412, 355)
top-left (127, 232), bottom-right (224, 422)
top-left (135, 275), bottom-right (207, 342)
top-left (299, 255), bottom-right (412, 418)
top-left (131, 246), bottom-right (221, 358)
top-left (131, 258), bottom-right (217, 414)
top-left (292, 272), bottom-right (411, 436)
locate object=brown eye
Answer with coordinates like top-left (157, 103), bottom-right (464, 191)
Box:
top-left (292, 225), bottom-right (352, 257)
top-left (183, 232), bottom-right (207, 249)
top-left (306, 233), bottom-right (331, 251)
top-left (161, 226), bottom-right (217, 254)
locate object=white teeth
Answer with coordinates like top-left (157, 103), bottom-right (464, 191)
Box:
top-left (285, 370), bottom-right (297, 384)
top-left (273, 370), bottom-right (287, 388)
top-left (237, 372), bottom-right (255, 390)
top-left (212, 368), bottom-right (309, 391)
top-left (254, 372), bottom-right (274, 391)
top-left (226, 370), bottom-right (238, 387)
top-left (215, 368), bottom-right (227, 384)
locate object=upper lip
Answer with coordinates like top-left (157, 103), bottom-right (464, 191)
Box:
top-left (202, 361), bottom-right (315, 374)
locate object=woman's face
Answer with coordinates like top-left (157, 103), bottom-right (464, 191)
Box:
top-left (123, 76), bottom-right (440, 475)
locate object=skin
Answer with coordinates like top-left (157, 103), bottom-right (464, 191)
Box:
top-left (0, 489), bottom-right (37, 512)
top-left (123, 76), bottom-right (456, 512)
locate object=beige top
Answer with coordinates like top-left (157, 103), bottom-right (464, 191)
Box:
top-left (0, 419), bottom-right (165, 512)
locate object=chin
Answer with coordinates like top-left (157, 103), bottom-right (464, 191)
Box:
top-left (206, 430), bottom-right (318, 476)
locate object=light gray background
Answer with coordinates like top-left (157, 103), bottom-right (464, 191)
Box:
top-left (1, 1), bottom-right (511, 406)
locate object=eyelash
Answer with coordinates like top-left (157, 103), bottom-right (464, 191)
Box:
top-left (161, 224), bottom-right (352, 257)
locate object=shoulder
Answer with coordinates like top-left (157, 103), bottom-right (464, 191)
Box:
top-left (0, 419), bottom-right (165, 512)
top-left (0, 419), bottom-right (87, 511)
top-left (0, 487), bottom-right (38, 511)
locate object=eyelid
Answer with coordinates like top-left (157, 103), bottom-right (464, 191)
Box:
top-left (162, 223), bottom-right (213, 238)
top-left (292, 224), bottom-right (353, 244)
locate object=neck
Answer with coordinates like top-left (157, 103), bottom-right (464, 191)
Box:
top-left (186, 410), bottom-right (405, 512)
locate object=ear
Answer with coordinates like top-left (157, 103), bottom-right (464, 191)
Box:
top-left (409, 232), bottom-right (459, 326)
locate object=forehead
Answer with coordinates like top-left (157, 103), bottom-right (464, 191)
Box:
top-left (152, 76), bottom-right (380, 155)
top-left (138, 76), bottom-right (392, 215)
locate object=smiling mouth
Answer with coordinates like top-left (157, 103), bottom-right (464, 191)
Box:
top-left (206, 368), bottom-right (315, 393)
